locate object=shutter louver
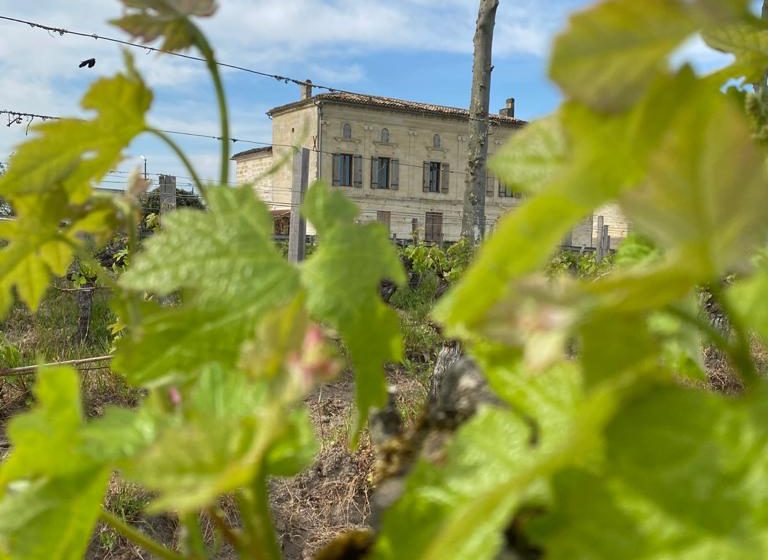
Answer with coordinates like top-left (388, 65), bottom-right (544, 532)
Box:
top-left (332, 154), bottom-right (341, 186)
top-left (353, 155), bottom-right (363, 188)
top-left (390, 159), bottom-right (399, 190)
top-left (370, 157), bottom-right (379, 189)
top-left (423, 162), bottom-right (430, 192)
top-left (440, 163), bottom-right (450, 193)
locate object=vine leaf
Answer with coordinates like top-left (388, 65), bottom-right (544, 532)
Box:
top-left (533, 386), bottom-right (768, 558)
top-left (0, 367), bottom-right (110, 559)
top-left (729, 269), bottom-right (768, 344)
top-left (435, 192), bottom-right (588, 339)
top-left (0, 54), bottom-right (150, 315)
top-left (301, 183), bottom-right (405, 439)
top-left (371, 408), bottom-right (537, 560)
top-left (0, 54), bottom-right (151, 202)
top-left (619, 80), bottom-right (768, 278)
top-left (125, 365), bottom-right (317, 513)
top-left (489, 115), bottom-right (566, 196)
top-left (117, 186), bottom-right (300, 386)
top-left (550, 0), bottom-right (697, 111)
top-left (113, 0), bottom-right (218, 52)
top-left (0, 470), bottom-right (111, 560)
top-left (703, 21), bottom-right (768, 84)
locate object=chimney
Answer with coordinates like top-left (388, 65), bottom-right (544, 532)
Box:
top-left (499, 97), bottom-right (515, 118)
top-left (300, 79), bottom-right (313, 101)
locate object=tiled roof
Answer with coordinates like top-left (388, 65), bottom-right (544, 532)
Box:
top-left (268, 92), bottom-right (526, 126)
top-left (231, 145), bottom-right (273, 160)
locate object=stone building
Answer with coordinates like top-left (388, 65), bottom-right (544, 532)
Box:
top-left (233, 84), bottom-right (628, 247)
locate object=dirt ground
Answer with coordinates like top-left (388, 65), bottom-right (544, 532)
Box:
top-left (272, 368), bottom-right (426, 559)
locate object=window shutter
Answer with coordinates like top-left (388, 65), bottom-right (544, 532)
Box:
top-left (353, 155), bottom-right (363, 188)
top-left (486, 175), bottom-right (494, 197)
top-left (440, 163), bottom-right (450, 193)
top-left (390, 159), bottom-right (399, 190)
top-left (332, 154), bottom-right (341, 186)
top-left (370, 157), bottom-right (379, 189)
top-left (422, 162), bottom-right (430, 192)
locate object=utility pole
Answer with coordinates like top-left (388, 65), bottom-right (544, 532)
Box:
top-left (288, 148), bottom-right (309, 263)
top-left (461, 0), bottom-right (499, 246)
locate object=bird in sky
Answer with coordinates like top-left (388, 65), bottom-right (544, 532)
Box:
top-left (78, 58), bottom-right (96, 69)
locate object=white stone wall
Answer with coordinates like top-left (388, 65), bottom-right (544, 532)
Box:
top-left (313, 103), bottom-right (523, 241)
top-left (234, 99), bottom-right (632, 246)
top-left (234, 151), bottom-right (275, 201)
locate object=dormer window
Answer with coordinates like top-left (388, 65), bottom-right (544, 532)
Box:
top-left (381, 128), bottom-right (390, 143)
top-left (342, 123), bottom-right (352, 140)
top-left (433, 134), bottom-right (441, 149)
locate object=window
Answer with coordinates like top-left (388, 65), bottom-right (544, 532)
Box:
top-left (376, 210), bottom-right (391, 234)
top-left (423, 161), bottom-right (449, 194)
top-left (342, 123), bottom-right (352, 140)
top-left (425, 212), bottom-right (443, 244)
top-left (381, 128), bottom-right (390, 143)
top-left (332, 153), bottom-right (362, 187)
top-left (371, 157), bottom-right (399, 190)
top-left (486, 176), bottom-right (495, 197)
top-left (433, 134), bottom-right (441, 148)
top-left (498, 182), bottom-right (522, 198)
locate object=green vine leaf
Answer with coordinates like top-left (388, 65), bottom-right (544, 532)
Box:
top-left (301, 182), bottom-right (405, 438)
top-left (435, 192), bottom-right (588, 340)
top-left (729, 269), bottom-right (768, 344)
top-left (126, 365), bottom-right (316, 513)
top-left (117, 186), bottom-right (301, 385)
top-left (371, 408), bottom-right (538, 560)
top-left (619, 80), bottom-right (768, 278)
top-left (489, 115), bottom-right (567, 196)
top-left (533, 385), bottom-right (768, 559)
top-left (703, 22), bottom-right (768, 84)
top-left (550, 0), bottom-right (697, 111)
top-left (0, 367), bottom-right (111, 559)
top-left (0, 54), bottom-right (150, 314)
top-left (0, 470), bottom-right (111, 560)
top-left (0, 54), bottom-right (150, 203)
top-left (112, 0), bottom-right (218, 52)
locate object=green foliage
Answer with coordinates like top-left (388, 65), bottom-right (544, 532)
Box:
top-left (547, 250), bottom-right (612, 279)
top-left (112, 0), bottom-right (217, 52)
top-left (4, 0), bottom-right (768, 559)
top-left (301, 185), bottom-right (405, 436)
top-left (117, 186), bottom-right (300, 386)
top-left (0, 366), bottom-right (111, 560)
top-left (0, 52), bottom-right (150, 315)
top-left (404, 237), bottom-right (473, 284)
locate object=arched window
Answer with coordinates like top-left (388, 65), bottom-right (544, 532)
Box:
top-left (433, 134), bottom-right (441, 148)
top-left (381, 128), bottom-right (390, 143)
top-left (342, 123), bottom-right (352, 140)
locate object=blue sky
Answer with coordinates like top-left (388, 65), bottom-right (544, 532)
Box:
top-left (0, 0), bottom-right (735, 189)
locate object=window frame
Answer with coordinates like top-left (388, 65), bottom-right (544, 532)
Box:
top-left (377, 157), bottom-right (391, 189)
top-left (428, 161), bottom-right (441, 193)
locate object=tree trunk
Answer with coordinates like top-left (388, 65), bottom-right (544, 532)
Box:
top-left (461, 0), bottom-right (499, 245)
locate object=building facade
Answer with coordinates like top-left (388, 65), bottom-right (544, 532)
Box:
top-left (233, 86), bottom-right (628, 247)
